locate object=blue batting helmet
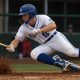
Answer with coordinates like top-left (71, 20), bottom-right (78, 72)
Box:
top-left (19, 4), bottom-right (37, 19)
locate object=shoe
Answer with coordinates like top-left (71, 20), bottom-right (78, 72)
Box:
top-left (53, 55), bottom-right (71, 72)
top-left (62, 60), bottom-right (71, 72)
top-left (69, 63), bottom-right (80, 72)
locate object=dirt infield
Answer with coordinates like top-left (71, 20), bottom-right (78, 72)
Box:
top-left (0, 72), bottom-right (80, 80)
top-left (0, 58), bottom-right (80, 80)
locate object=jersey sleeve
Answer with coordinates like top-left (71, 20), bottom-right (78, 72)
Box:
top-left (41, 15), bottom-right (55, 25)
top-left (15, 25), bottom-right (25, 41)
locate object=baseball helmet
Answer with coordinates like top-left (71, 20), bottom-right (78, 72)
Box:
top-left (19, 4), bottom-right (37, 19)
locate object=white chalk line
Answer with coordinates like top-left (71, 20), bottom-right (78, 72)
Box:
top-left (24, 76), bottom-right (40, 79)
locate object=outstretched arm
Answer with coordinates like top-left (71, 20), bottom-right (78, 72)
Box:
top-left (6, 39), bottom-right (20, 52)
top-left (11, 39), bottom-right (20, 49)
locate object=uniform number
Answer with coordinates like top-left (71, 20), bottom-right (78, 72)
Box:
top-left (42, 32), bottom-right (49, 38)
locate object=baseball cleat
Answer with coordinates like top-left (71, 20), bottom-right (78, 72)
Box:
top-left (62, 63), bottom-right (80, 73)
top-left (62, 61), bottom-right (71, 72)
top-left (53, 55), bottom-right (71, 72)
top-left (69, 63), bottom-right (80, 72)
top-left (53, 55), bottom-right (80, 73)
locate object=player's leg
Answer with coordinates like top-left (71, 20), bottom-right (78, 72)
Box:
top-left (47, 31), bottom-right (80, 58)
top-left (30, 44), bottom-right (70, 72)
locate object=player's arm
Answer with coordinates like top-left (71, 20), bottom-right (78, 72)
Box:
top-left (30, 15), bottom-right (57, 35)
top-left (40, 22), bottom-right (56, 32)
top-left (31, 22), bottom-right (56, 35)
top-left (6, 38), bottom-right (20, 52)
top-left (6, 25), bottom-right (25, 52)
top-left (30, 22), bottom-right (56, 35)
top-left (10, 39), bottom-right (20, 48)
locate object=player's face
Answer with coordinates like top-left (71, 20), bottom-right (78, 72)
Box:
top-left (21, 14), bottom-right (29, 22)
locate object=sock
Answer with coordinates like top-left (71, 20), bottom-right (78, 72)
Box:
top-left (37, 53), bottom-right (67, 69)
top-left (37, 53), bottom-right (55, 65)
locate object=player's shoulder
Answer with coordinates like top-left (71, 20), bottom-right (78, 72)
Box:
top-left (36, 14), bottom-right (50, 18)
top-left (36, 14), bottom-right (49, 17)
top-left (18, 23), bottom-right (26, 31)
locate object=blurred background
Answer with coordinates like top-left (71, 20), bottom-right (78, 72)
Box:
top-left (0, 0), bottom-right (80, 33)
top-left (0, 0), bottom-right (80, 59)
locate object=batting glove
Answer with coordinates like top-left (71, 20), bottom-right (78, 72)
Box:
top-left (6, 44), bottom-right (15, 52)
top-left (30, 29), bottom-right (41, 36)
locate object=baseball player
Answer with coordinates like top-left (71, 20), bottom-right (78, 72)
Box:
top-left (6, 4), bottom-right (80, 72)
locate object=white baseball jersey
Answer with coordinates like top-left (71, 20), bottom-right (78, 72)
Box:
top-left (15, 15), bottom-right (56, 44)
top-left (15, 15), bottom-right (79, 60)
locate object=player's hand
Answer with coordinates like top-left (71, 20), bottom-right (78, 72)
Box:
top-left (30, 29), bottom-right (41, 36)
top-left (6, 44), bottom-right (15, 52)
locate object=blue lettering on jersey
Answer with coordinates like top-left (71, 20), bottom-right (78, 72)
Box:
top-left (40, 25), bottom-right (50, 38)
top-left (29, 34), bottom-right (36, 39)
top-left (42, 32), bottom-right (49, 38)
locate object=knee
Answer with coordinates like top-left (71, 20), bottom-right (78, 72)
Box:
top-left (66, 50), bottom-right (78, 57)
top-left (30, 50), bottom-right (40, 60)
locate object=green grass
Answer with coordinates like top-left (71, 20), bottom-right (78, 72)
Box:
top-left (10, 59), bottom-right (80, 73)
top-left (11, 63), bottom-right (61, 72)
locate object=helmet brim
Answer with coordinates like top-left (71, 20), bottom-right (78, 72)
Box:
top-left (19, 13), bottom-right (28, 16)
